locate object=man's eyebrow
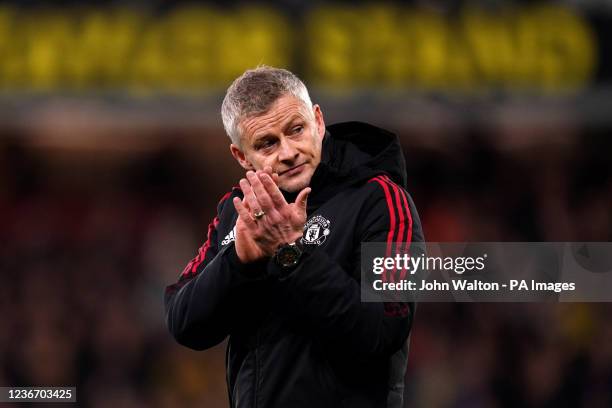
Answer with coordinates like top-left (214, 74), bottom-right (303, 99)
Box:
top-left (252, 114), bottom-right (304, 141)
top-left (285, 114), bottom-right (305, 127)
top-left (252, 131), bottom-right (276, 142)
top-left (253, 135), bottom-right (271, 145)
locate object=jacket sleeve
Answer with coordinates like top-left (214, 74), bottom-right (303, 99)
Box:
top-left (164, 190), bottom-right (263, 350)
top-left (274, 176), bottom-right (423, 358)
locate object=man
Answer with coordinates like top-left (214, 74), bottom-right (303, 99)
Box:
top-left (165, 66), bottom-right (424, 407)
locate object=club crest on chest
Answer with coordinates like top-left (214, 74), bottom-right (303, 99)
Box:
top-left (301, 215), bottom-right (331, 246)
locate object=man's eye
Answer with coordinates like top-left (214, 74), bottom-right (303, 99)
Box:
top-left (256, 140), bottom-right (276, 150)
top-left (291, 125), bottom-right (304, 134)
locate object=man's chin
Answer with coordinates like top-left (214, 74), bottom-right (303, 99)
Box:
top-left (279, 183), bottom-right (304, 193)
top-left (278, 174), bottom-right (311, 193)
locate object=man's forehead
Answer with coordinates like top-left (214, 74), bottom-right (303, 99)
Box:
top-left (240, 96), bottom-right (311, 140)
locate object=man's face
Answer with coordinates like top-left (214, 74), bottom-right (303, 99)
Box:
top-left (230, 95), bottom-right (326, 193)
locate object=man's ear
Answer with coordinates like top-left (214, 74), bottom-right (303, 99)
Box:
top-left (313, 104), bottom-right (326, 141)
top-left (230, 144), bottom-right (254, 170)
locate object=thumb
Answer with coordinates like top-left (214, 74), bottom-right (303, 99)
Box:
top-left (295, 187), bottom-right (311, 210)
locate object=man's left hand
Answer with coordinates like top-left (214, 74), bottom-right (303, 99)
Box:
top-left (232, 169), bottom-right (310, 262)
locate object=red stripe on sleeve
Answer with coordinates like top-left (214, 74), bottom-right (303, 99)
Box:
top-left (382, 176), bottom-right (414, 280)
top-left (369, 176), bottom-right (398, 283)
top-left (183, 216), bottom-right (219, 277)
top-left (385, 178), bottom-right (406, 274)
top-left (180, 191), bottom-right (233, 278)
top-left (218, 191), bottom-right (232, 205)
top-left (368, 175), bottom-right (412, 317)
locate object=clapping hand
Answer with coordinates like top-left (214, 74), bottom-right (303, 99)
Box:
top-left (232, 167), bottom-right (310, 263)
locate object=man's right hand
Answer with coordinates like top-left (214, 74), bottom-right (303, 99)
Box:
top-left (232, 168), bottom-right (309, 264)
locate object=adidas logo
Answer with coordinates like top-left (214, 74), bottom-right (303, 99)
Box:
top-left (221, 226), bottom-right (236, 246)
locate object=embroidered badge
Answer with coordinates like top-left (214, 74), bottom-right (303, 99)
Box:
top-left (302, 215), bottom-right (331, 245)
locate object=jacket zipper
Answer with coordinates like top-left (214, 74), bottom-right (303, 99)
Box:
top-left (254, 329), bottom-right (260, 408)
top-left (226, 340), bottom-right (234, 408)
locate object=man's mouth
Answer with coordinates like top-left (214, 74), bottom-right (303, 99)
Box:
top-left (279, 163), bottom-right (306, 176)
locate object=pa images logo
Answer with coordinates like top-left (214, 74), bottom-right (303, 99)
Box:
top-left (302, 215), bottom-right (331, 245)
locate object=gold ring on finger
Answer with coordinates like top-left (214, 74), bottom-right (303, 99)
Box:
top-left (253, 210), bottom-right (265, 220)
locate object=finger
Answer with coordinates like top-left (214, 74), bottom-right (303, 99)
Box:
top-left (260, 172), bottom-right (286, 208)
top-left (247, 170), bottom-right (274, 210)
top-left (240, 177), bottom-right (263, 216)
top-left (263, 165), bottom-right (279, 185)
top-left (295, 187), bottom-right (311, 210)
top-left (233, 197), bottom-right (257, 229)
top-left (241, 197), bottom-right (251, 213)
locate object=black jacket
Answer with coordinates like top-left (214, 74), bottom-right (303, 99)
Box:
top-left (165, 122), bottom-right (424, 408)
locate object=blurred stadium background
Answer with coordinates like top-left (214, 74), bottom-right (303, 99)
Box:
top-left (1, 0), bottom-right (611, 406)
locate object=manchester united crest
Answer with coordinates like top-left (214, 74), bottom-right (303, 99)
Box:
top-left (302, 215), bottom-right (331, 245)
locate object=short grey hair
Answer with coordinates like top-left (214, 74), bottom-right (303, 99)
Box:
top-left (221, 65), bottom-right (313, 146)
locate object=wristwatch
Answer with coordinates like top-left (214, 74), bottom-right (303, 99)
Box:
top-left (274, 241), bottom-right (304, 270)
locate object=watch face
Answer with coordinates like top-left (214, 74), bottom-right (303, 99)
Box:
top-left (277, 245), bottom-right (300, 268)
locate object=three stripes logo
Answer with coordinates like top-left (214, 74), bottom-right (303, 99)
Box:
top-left (221, 226), bottom-right (236, 246)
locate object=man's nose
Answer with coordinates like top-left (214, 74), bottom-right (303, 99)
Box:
top-left (278, 138), bottom-right (298, 162)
